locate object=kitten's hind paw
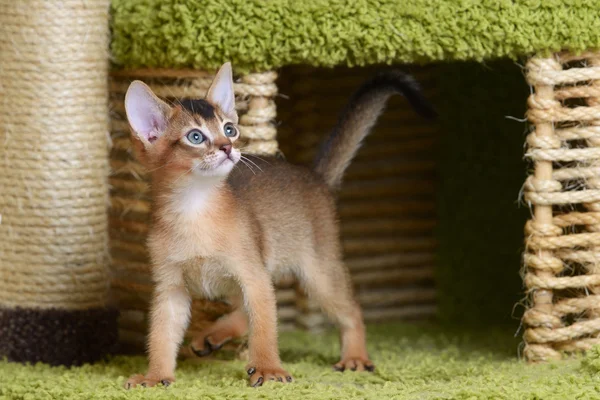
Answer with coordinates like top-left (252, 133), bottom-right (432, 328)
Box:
top-left (191, 337), bottom-right (223, 357)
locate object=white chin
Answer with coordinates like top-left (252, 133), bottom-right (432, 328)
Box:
top-left (195, 159), bottom-right (236, 177)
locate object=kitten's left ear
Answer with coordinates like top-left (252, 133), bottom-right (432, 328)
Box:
top-left (125, 80), bottom-right (171, 146)
top-left (207, 62), bottom-right (238, 123)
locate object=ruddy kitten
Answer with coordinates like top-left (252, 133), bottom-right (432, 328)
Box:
top-left (123, 63), bottom-right (435, 388)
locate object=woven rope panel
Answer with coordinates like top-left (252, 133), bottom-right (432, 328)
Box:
top-left (108, 69), bottom-right (291, 353)
top-left (277, 66), bottom-right (439, 330)
top-left (523, 51), bottom-right (600, 361)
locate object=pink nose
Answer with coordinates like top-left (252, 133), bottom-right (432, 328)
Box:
top-left (220, 144), bottom-right (232, 156)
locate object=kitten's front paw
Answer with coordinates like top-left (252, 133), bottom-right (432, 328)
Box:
top-left (246, 364), bottom-right (293, 387)
top-left (124, 374), bottom-right (174, 389)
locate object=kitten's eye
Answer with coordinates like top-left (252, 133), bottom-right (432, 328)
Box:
top-left (224, 123), bottom-right (237, 138)
top-left (186, 129), bottom-right (205, 145)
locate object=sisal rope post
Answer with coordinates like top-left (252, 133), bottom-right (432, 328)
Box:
top-left (0, 0), bottom-right (117, 365)
top-left (523, 52), bottom-right (600, 361)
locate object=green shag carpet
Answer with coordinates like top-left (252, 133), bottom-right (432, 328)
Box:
top-left (2, 323), bottom-right (600, 399)
top-left (110, 0), bottom-right (600, 72)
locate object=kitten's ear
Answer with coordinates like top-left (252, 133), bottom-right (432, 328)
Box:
top-left (206, 62), bottom-right (238, 122)
top-left (125, 80), bottom-right (171, 145)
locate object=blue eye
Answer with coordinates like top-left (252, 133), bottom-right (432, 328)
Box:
top-left (186, 129), bottom-right (205, 144)
top-left (224, 123), bottom-right (237, 137)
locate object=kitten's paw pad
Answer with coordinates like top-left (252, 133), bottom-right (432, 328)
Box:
top-left (246, 365), bottom-right (292, 387)
top-left (124, 374), bottom-right (174, 389)
top-left (334, 358), bottom-right (375, 372)
top-left (191, 337), bottom-right (223, 357)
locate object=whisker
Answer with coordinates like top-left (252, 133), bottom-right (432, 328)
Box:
top-left (240, 159), bottom-right (257, 175)
top-left (238, 158), bottom-right (256, 175)
top-left (241, 155), bottom-right (263, 173)
top-left (163, 83), bottom-right (185, 109)
top-left (172, 164), bottom-right (198, 184)
top-left (144, 159), bottom-right (176, 173)
top-left (241, 152), bottom-right (272, 165)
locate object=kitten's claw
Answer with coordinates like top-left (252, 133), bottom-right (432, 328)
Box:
top-left (245, 365), bottom-right (292, 387)
top-left (252, 377), bottom-right (264, 387)
top-left (124, 374), bottom-right (174, 389)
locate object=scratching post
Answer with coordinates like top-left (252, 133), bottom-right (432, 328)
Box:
top-left (523, 52), bottom-right (600, 361)
top-left (0, 1), bottom-right (117, 365)
top-left (108, 69), bottom-right (286, 353)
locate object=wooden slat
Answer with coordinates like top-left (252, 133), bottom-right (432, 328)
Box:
top-left (363, 304), bottom-right (437, 321)
top-left (343, 237), bottom-right (436, 256)
top-left (346, 252), bottom-right (435, 271)
top-left (356, 287), bottom-right (436, 307)
top-left (352, 266), bottom-right (435, 286)
top-left (341, 218), bottom-right (436, 236)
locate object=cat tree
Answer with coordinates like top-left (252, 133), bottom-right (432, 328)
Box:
top-left (2, 0), bottom-right (600, 365)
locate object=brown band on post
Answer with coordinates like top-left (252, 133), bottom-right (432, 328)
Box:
top-left (0, 307), bottom-right (119, 366)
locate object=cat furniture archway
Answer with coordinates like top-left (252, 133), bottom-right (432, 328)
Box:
top-left (107, 0), bottom-right (600, 362)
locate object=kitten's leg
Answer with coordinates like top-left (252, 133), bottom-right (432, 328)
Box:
top-left (125, 272), bottom-right (191, 389)
top-left (299, 257), bottom-right (374, 372)
top-left (190, 296), bottom-right (248, 357)
top-left (235, 265), bottom-right (292, 386)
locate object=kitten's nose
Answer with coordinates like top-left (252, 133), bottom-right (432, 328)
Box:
top-left (220, 144), bottom-right (232, 156)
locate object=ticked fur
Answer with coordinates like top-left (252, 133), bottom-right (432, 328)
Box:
top-left (123, 63), bottom-right (435, 388)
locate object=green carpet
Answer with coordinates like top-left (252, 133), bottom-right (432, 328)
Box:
top-left (110, 0), bottom-right (600, 73)
top-left (2, 322), bottom-right (599, 399)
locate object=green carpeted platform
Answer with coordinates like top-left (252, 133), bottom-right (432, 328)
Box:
top-left (2, 322), bottom-right (599, 399)
top-left (111, 0), bottom-right (600, 73)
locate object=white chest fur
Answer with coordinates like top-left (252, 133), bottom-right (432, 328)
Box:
top-left (148, 178), bottom-right (239, 300)
top-left (156, 178), bottom-right (225, 264)
top-left (169, 177), bottom-right (220, 216)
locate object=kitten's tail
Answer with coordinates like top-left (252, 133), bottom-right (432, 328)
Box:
top-left (313, 71), bottom-right (437, 190)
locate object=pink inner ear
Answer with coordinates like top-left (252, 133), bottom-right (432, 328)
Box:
top-left (146, 116), bottom-right (163, 143)
top-left (125, 82), bottom-right (169, 144)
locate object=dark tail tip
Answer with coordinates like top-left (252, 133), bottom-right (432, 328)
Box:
top-left (363, 70), bottom-right (438, 120)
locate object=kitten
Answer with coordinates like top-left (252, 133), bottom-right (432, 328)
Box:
top-left (123, 63), bottom-right (436, 388)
